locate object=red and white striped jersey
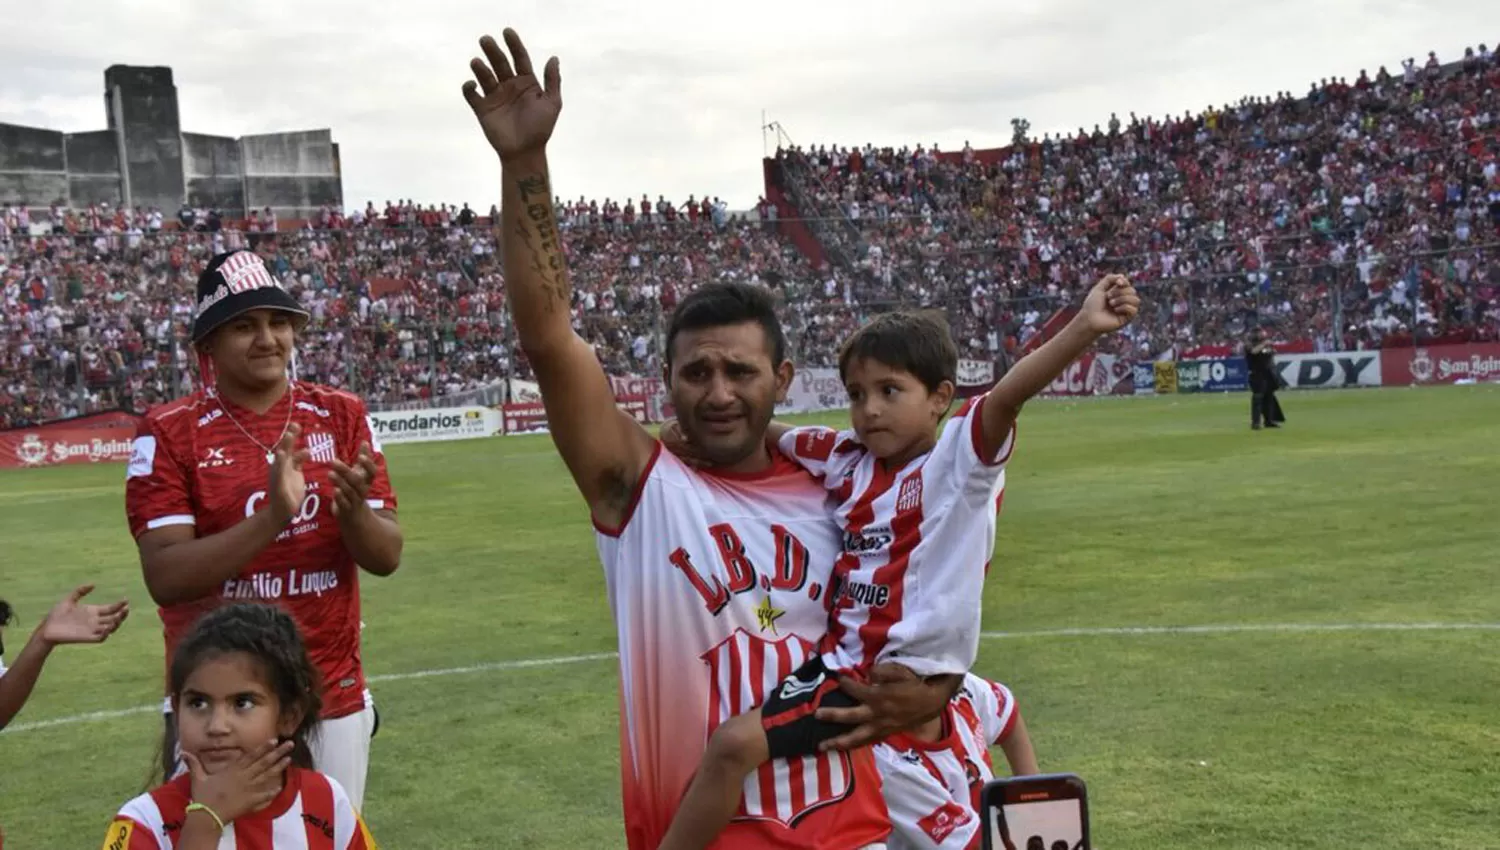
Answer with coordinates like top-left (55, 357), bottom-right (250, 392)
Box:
top-left (102, 767), bottom-right (375, 849)
top-left (779, 395), bottom-right (1014, 677)
top-left (594, 443), bottom-right (890, 850)
top-left (876, 676), bottom-right (1019, 850)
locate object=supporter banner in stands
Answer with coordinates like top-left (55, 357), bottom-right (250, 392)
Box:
top-left (501, 395), bottom-right (652, 435)
top-left (1177, 358), bottom-right (1249, 393)
top-left (1380, 343), bottom-right (1500, 386)
top-left (778, 368), bottom-right (846, 414)
top-left (956, 359), bottom-right (996, 398)
top-left (367, 406), bottom-right (502, 444)
top-left (507, 378), bottom-right (542, 404)
top-left (1272, 351), bottom-right (1382, 389)
top-left (0, 412), bottom-right (143, 470)
top-left (1041, 354), bottom-right (1134, 397)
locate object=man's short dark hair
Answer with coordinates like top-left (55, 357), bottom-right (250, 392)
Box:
top-left (665, 282), bottom-right (787, 368)
top-left (837, 309), bottom-right (958, 392)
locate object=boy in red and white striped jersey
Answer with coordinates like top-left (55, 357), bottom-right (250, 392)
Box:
top-left (876, 674), bottom-right (1037, 850)
top-left (102, 603), bottom-right (376, 850)
top-left (659, 276), bottom-right (1138, 850)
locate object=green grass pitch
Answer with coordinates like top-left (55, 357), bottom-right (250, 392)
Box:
top-left (1, 386), bottom-right (1497, 849)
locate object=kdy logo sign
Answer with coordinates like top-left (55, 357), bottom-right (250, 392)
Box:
top-left (1273, 351), bottom-right (1381, 389)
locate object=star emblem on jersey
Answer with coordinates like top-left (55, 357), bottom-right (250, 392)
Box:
top-left (755, 596), bottom-right (785, 634)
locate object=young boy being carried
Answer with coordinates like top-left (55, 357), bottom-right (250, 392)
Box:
top-left (657, 274), bottom-right (1139, 850)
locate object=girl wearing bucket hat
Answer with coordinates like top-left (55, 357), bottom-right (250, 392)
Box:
top-left (124, 249), bottom-right (403, 813)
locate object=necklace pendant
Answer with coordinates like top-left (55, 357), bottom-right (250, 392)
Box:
top-left (267, 451), bottom-right (276, 465)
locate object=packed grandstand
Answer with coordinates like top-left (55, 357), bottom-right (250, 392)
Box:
top-left (1, 45), bottom-right (1497, 433)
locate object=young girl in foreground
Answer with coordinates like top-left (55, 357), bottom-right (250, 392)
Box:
top-left (102, 603), bottom-right (376, 850)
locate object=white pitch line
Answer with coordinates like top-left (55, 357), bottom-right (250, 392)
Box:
top-left (979, 622), bottom-right (1500, 638)
top-left (5, 623), bottom-right (1496, 736)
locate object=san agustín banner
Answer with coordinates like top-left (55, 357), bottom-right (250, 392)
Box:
top-left (0, 410), bottom-right (142, 470)
top-left (366, 406), bottom-right (503, 445)
top-left (1380, 342), bottom-right (1500, 386)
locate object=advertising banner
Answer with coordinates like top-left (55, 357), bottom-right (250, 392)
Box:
top-left (1133, 362), bottom-right (1157, 395)
top-left (500, 395), bottom-right (652, 435)
top-left (367, 406), bottom-right (503, 444)
top-left (500, 402), bottom-right (548, 435)
top-left (1179, 358), bottom-right (1249, 393)
top-left (0, 410), bottom-right (144, 469)
top-left (1272, 351), bottom-right (1382, 389)
top-left (0, 424), bottom-right (138, 469)
top-left (1041, 354), bottom-right (1134, 397)
top-left (1152, 361), bottom-right (1177, 395)
top-left (1379, 343), bottom-right (1500, 386)
top-left (1175, 361), bottom-right (1203, 394)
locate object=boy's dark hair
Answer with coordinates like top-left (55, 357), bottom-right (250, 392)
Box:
top-left (837, 310), bottom-right (958, 392)
top-left (159, 603), bottom-right (322, 782)
top-left (664, 282), bottom-right (787, 369)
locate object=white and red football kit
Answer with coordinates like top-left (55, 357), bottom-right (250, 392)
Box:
top-left (595, 444), bottom-right (891, 850)
top-left (779, 394), bottom-right (1014, 678)
top-left (124, 382), bottom-right (396, 721)
top-left (104, 766), bottom-right (376, 850)
top-left (876, 675), bottom-right (1020, 850)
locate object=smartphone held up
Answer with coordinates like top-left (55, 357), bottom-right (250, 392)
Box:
top-left (981, 773), bottom-right (1091, 850)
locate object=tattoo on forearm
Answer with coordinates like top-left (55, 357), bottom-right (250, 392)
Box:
top-left (507, 172), bottom-right (569, 310)
top-left (517, 174), bottom-right (549, 203)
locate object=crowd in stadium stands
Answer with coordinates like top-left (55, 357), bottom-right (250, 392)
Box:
top-left (3, 45), bottom-right (1499, 429)
top-left (776, 45), bottom-right (1500, 360)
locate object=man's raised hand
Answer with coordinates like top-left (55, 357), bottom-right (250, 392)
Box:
top-left (463, 28), bottom-right (562, 163)
top-left (1078, 274), bottom-right (1140, 335)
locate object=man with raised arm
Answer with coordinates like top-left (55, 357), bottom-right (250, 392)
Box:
top-left (462, 27), bottom-right (959, 850)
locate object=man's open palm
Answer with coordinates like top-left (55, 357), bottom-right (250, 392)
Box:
top-left (463, 28), bottom-right (562, 161)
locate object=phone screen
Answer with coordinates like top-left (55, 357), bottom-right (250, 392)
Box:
top-left (992, 797), bottom-right (1086, 850)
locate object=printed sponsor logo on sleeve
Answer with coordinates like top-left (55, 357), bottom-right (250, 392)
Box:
top-left (103, 819), bottom-right (133, 850)
top-left (127, 436), bottom-right (156, 479)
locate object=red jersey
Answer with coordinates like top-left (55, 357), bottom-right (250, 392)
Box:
top-left (103, 766), bottom-right (376, 849)
top-left (124, 382), bottom-right (397, 719)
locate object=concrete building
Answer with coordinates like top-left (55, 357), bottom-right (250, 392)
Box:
top-left (0, 65), bottom-right (342, 219)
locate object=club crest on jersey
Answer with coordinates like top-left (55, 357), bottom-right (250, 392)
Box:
top-left (700, 630), bottom-right (856, 829)
top-left (896, 473), bottom-right (923, 514)
top-left (306, 433), bottom-right (337, 463)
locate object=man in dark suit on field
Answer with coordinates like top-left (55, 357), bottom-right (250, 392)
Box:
top-left (1245, 327), bottom-right (1286, 430)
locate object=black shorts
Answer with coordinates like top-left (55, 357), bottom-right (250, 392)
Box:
top-left (760, 655), bottom-right (860, 760)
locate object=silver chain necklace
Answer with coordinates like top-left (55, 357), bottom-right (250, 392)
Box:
top-left (216, 383), bottom-right (296, 465)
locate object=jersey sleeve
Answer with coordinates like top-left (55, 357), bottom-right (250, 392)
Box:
top-left (927, 394), bottom-right (1016, 503)
top-left (778, 425), bottom-right (862, 489)
top-left (966, 675), bottom-right (1019, 745)
top-left (124, 414), bottom-right (196, 539)
top-left (874, 744), bottom-right (982, 850)
top-left (330, 774), bottom-right (378, 849)
top-left (99, 816), bottom-right (163, 850)
top-left (341, 395), bottom-right (397, 513)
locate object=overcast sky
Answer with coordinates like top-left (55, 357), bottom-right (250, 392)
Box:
top-left (0, 1), bottom-right (1492, 212)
